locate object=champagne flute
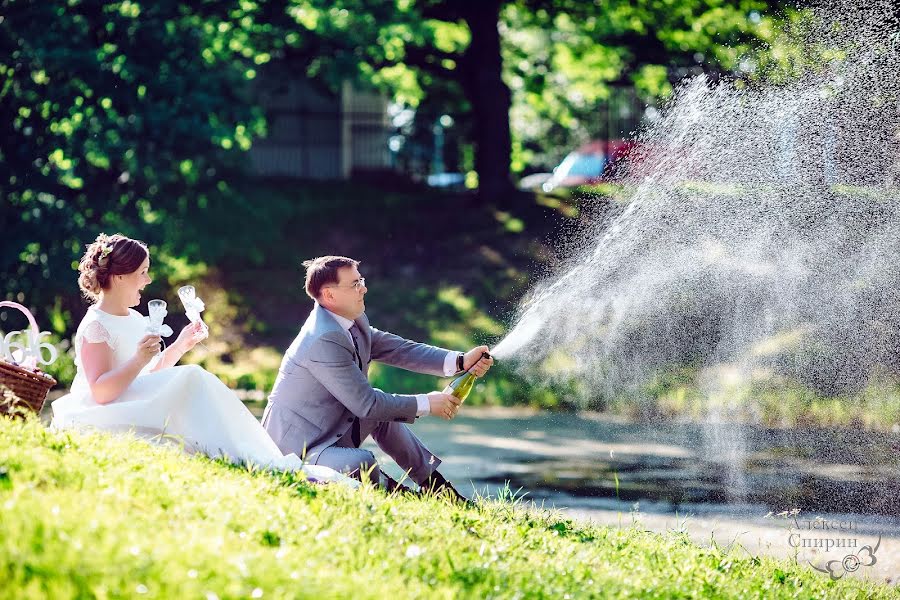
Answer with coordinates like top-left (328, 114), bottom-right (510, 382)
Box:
top-left (147, 299), bottom-right (167, 354)
top-left (178, 285), bottom-right (209, 349)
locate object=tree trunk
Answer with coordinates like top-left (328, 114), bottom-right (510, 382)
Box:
top-left (459, 2), bottom-right (516, 203)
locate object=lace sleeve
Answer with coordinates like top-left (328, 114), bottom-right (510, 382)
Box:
top-left (81, 320), bottom-right (113, 347)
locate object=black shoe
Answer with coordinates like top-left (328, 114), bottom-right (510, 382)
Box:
top-left (421, 471), bottom-right (473, 506)
top-left (381, 473), bottom-right (417, 497)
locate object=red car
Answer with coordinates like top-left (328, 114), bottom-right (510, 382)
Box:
top-left (538, 139), bottom-right (634, 192)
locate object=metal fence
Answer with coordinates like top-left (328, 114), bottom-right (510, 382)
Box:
top-left (591, 87), bottom-right (648, 141)
top-left (249, 109), bottom-right (393, 179)
top-left (248, 80), bottom-right (650, 180)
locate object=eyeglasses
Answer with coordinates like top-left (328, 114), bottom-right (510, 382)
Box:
top-left (324, 277), bottom-right (366, 291)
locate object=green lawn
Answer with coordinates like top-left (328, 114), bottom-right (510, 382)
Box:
top-left (0, 417), bottom-right (891, 599)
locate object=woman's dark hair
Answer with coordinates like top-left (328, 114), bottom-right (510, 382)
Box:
top-left (77, 233), bottom-right (149, 302)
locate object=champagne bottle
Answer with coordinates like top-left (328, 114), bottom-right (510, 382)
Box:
top-left (442, 351), bottom-right (491, 401)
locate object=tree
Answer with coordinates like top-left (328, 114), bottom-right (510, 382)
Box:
top-left (0, 0), bottom-right (270, 315)
top-left (504, 0), bottom-right (786, 169)
top-left (270, 0), bottom-right (785, 199)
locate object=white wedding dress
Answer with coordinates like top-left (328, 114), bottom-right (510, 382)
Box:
top-left (51, 306), bottom-right (356, 487)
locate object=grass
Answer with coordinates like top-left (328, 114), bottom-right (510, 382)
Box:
top-left (1, 417), bottom-right (894, 599)
top-left (633, 366), bottom-right (900, 431)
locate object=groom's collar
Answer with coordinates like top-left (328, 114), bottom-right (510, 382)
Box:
top-left (318, 303), bottom-right (354, 332)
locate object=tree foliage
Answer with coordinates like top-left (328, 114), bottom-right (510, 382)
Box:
top-left (0, 0), bottom-right (793, 320)
top-left (0, 0), bottom-right (270, 320)
top-left (504, 0), bottom-right (786, 169)
top-left (271, 0), bottom-right (788, 187)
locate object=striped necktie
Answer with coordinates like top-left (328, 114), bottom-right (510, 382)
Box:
top-left (349, 325), bottom-right (362, 446)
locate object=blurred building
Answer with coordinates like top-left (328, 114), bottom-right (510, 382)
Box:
top-left (249, 79), bottom-right (392, 179)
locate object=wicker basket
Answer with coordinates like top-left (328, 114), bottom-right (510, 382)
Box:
top-left (0, 301), bottom-right (57, 418)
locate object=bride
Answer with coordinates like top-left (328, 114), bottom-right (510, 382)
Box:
top-left (51, 233), bottom-right (356, 486)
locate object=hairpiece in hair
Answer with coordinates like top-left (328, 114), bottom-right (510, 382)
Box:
top-left (98, 244), bottom-right (113, 265)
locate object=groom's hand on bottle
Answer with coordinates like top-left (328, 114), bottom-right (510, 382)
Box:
top-left (135, 334), bottom-right (162, 366)
top-left (427, 391), bottom-right (462, 420)
top-left (463, 346), bottom-right (494, 377)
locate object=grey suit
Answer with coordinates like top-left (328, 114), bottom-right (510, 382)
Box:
top-left (262, 304), bottom-right (451, 484)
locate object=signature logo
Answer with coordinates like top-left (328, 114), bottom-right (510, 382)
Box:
top-left (810, 536), bottom-right (880, 580)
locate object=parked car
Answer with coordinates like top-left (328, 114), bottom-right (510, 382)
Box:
top-left (517, 171), bottom-right (553, 191)
top-left (527, 139), bottom-right (634, 193)
top-left (426, 172), bottom-right (466, 190)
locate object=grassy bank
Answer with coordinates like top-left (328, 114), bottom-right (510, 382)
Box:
top-left (0, 417), bottom-right (892, 599)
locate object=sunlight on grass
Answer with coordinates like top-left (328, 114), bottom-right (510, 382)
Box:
top-left (750, 327), bottom-right (810, 358)
top-left (1, 417), bottom-right (891, 598)
top-left (493, 210), bottom-right (525, 233)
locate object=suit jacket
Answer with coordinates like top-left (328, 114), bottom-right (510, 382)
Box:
top-left (262, 304), bottom-right (450, 462)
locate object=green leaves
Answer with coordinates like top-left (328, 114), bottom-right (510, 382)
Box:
top-left (504, 0), bottom-right (786, 169)
top-left (0, 0), bottom-right (270, 311)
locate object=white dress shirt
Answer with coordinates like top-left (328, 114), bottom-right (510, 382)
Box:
top-left (323, 307), bottom-right (459, 416)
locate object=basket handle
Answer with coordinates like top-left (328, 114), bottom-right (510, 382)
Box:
top-left (0, 301), bottom-right (41, 335)
top-left (0, 301), bottom-right (44, 369)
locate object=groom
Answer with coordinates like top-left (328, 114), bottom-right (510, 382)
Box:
top-left (263, 255), bottom-right (493, 500)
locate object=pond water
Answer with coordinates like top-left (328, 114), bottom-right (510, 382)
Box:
top-left (372, 407), bottom-right (900, 517)
top-left (374, 406), bottom-right (900, 582)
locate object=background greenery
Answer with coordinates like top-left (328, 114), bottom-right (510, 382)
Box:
top-left (6, 3), bottom-right (900, 596)
top-left (2, 0), bottom-right (797, 313)
top-left (7, 1), bottom-right (899, 429)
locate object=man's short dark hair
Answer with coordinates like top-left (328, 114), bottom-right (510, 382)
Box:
top-left (302, 256), bottom-right (360, 299)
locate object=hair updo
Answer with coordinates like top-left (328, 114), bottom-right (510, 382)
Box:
top-left (77, 233), bottom-right (149, 302)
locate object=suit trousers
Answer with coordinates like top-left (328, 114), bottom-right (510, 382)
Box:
top-left (315, 420), bottom-right (441, 486)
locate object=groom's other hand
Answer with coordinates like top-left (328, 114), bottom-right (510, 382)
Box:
top-left (463, 346), bottom-right (494, 377)
top-left (427, 391), bottom-right (462, 420)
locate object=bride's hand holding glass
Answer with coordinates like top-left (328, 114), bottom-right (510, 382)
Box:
top-left (174, 321), bottom-right (208, 352)
top-left (135, 334), bottom-right (162, 367)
